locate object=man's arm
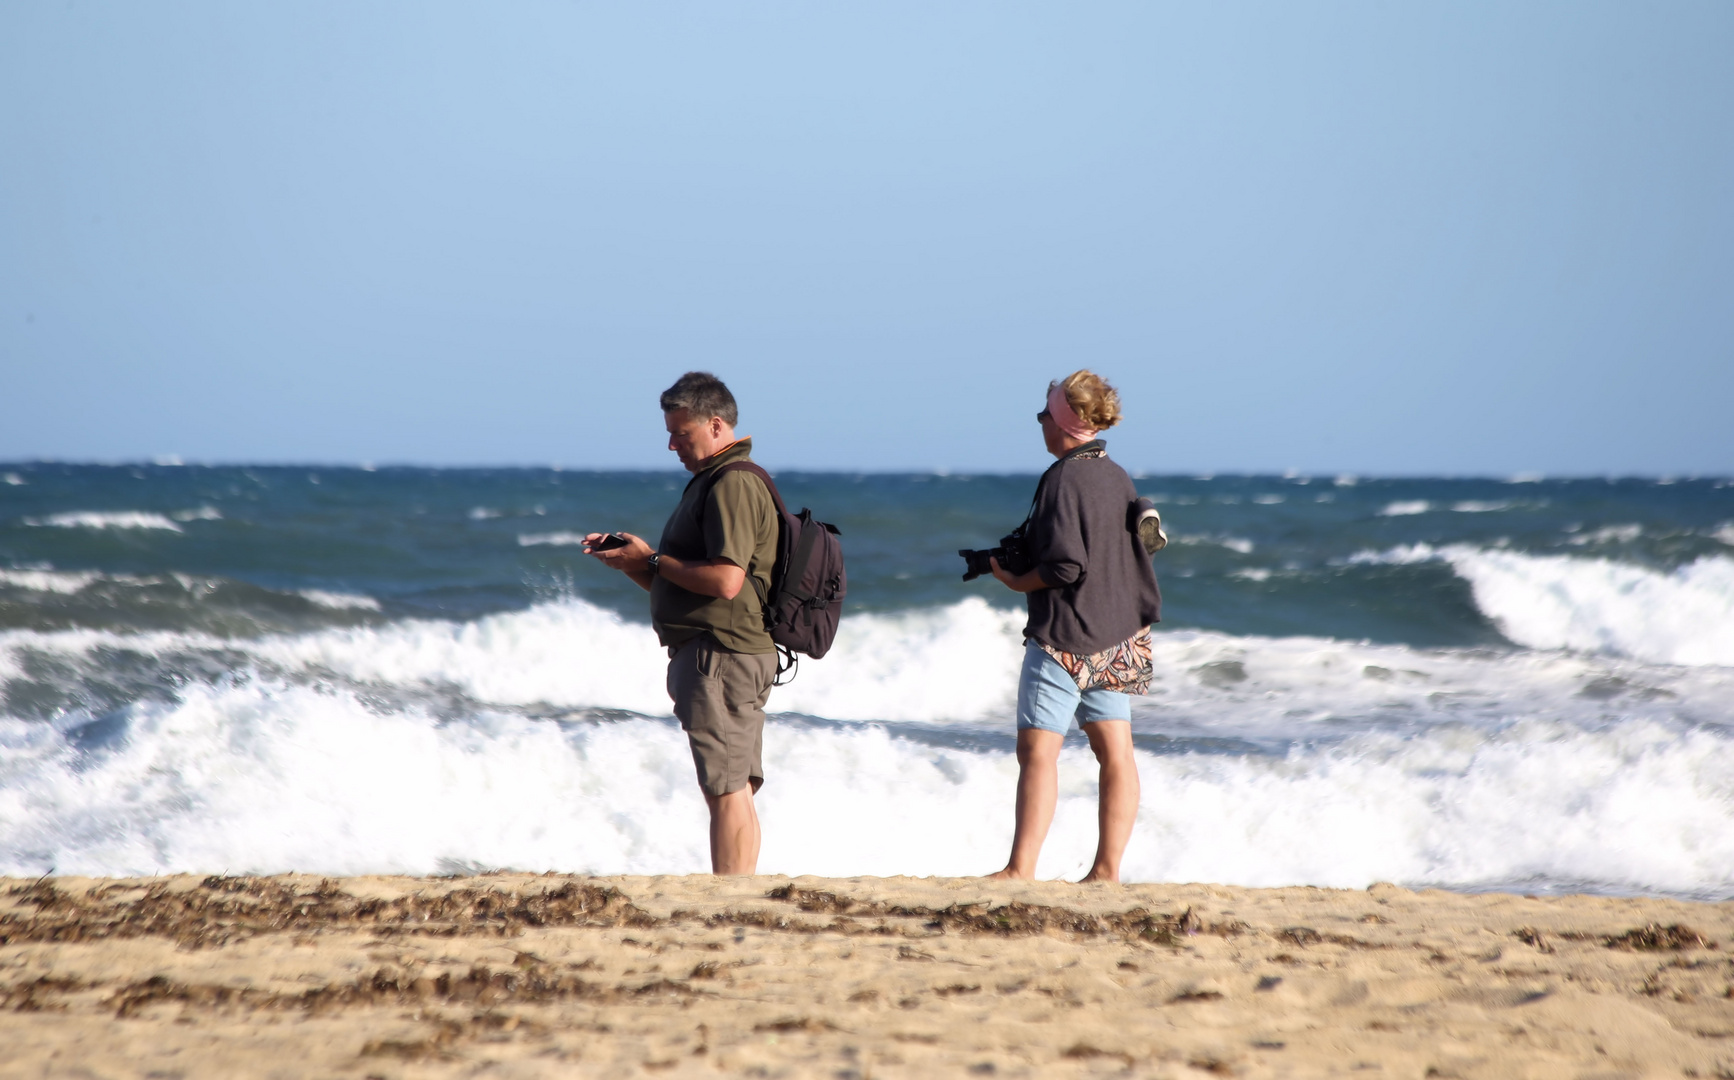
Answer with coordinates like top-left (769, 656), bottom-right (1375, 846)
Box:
top-left (657, 553), bottom-right (746, 598)
top-left (698, 470), bottom-right (772, 601)
top-left (583, 533), bottom-right (745, 597)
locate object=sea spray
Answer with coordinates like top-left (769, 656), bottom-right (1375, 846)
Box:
top-left (4, 466), bottom-right (1733, 894)
top-left (4, 678), bottom-right (1731, 894)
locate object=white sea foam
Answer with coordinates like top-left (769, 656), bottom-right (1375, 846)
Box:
top-left (171, 506), bottom-right (223, 522)
top-left (775, 599), bottom-right (1022, 722)
top-left (1451, 500), bottom-right (1515, 513)
top-left (1, 473), bottom-right (23, 486)
top-left (297, 590), bottom-right (382, 612)
top-left (1349, 544), bottom-right (1734, 667)
top-left (0, 569), bottom-right (342, 602)
top-left (243, 596), bottom-right (1024, 723)
top-left (9, 595), bottom-right (1730, 745)
top-left (2, 678), bottom-right (1729, 892)
top-left (1567, 524), bottom-right (1642, 546)
top-left (1252, 494), bottom-right (1284, 505)
top-left (255, 599), bottom-right (673, 712)
top-left (1378, 500), bottom-right (1431, 516)
top-left (1139, 626), bottom-right (1734, 741)
top-left (518, 532), bottom-right (587, 547)
top-left (1172, 535), bottom-right (1255, 555)
top-left (1446, 551), bottom-right (1734, 666)
top-left (469, 507), bottom-right (502, 520)
top-left (3, 593), bottom-right (1716, 746)
top-left (1129, 717), bottom-right (1734, 894)
top-left (1345, 543), bottom-right (1437, 565)
top-left (1717, 524), bottom-right (1734, 547)
top-left (22, 511), bottom-right (183, 531)
top-left (3, 594), bottom-right (1732, 888)
top-left (0, 569), bottom-right (105, 594)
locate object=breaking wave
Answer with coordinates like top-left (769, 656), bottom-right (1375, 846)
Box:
top-left (22, 511), bottom-right (185, 531)
top-left (1351, 545), bottom-right (1734, 666)
top-left (2, 675), bottom-right (1729, 893)
top-left (1, 592), bottom-right (1729, 890)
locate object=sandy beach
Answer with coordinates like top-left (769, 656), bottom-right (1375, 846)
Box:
top-left (1, 874), bottom-right (1730, 1078)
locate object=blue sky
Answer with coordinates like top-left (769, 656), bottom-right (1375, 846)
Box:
top-left (2, 2), bottom-right (1730, 475)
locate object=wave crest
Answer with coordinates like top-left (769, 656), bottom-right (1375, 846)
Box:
top-left (22, 511), bottom-right (183, 531)
top-left (1350, 545), bottom-right (1734, 666)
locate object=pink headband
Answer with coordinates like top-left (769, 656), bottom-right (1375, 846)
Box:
top-left (1046, 382), bottom-right (1098, 441)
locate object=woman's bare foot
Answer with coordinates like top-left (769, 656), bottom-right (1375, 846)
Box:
top-left (1078, 868), bottom-right (1119, 883)
top-left (986, 867), bottom-right (1030, 880)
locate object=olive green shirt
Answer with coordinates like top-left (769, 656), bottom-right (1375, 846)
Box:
top-left (650, 438), bottom-right (778, 654)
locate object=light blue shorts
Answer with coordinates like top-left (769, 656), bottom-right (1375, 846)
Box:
top-left (1016, 641), bottom-right (1131, 734)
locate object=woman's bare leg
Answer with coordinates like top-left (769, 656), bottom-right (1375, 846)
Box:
top-left (1080, 720), bottom-right (1140, 883)
top-left (989, 728), bottom-right (1065, 879)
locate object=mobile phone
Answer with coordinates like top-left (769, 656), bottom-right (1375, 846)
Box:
top-left (588, 533), bottom-right (630, 552)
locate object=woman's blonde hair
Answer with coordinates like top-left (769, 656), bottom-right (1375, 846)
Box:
top-left (1060, 369), bottom-right (1122, 430)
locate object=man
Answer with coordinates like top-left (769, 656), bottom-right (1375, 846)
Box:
top-left (585, 372), bottom-right (779, 875)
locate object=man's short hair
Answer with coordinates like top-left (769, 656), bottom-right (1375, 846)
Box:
top-left (660, 371), bottom-right (738, 426)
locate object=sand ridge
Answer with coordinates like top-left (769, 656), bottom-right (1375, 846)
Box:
top-left (2, 873), bottom-right (1731, 1078)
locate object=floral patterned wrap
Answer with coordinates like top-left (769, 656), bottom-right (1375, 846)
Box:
top-left (1038, 626), bottom-right (1154, 695)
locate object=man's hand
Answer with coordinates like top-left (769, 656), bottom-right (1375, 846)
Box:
top-left (584, 532), bottom-right (747, 599)
top-left (584, 532), bottom-right (654, 572)
top-left (990, 555), bottom-right (1049, 594)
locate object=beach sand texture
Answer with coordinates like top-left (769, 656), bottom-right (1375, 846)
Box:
top-left (2, 874), bottom-right (1731, 1078)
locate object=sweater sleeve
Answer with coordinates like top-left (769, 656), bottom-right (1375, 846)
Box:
top-left (1033, 469), bottom-right (1087, 588)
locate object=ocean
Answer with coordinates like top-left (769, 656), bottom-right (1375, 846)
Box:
top-left (2, 462), bottom-right (1731, 897)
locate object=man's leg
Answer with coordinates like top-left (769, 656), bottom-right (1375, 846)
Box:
top-left (668, 636), bottom-right (775, 876)
top-left (989, 727), bottom-right (1065, 879)
top-left (705, 785), bottom-right (761, 875)
top-left (1080, 719), bottom-right (1140, 883)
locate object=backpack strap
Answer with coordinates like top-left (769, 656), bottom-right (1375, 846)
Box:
top-left (700, 459), bottom-right (789, 613)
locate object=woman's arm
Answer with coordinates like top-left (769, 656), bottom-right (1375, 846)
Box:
top-left (992, 469), bottom-right (1088, 593)
top-left (1028, 471), bottom-right (1088, 589)
top-left (990, 556), bottom-right (1048, 593)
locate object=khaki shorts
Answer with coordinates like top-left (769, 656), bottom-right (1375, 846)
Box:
top-left (666, 635), bottom-right (776, 797)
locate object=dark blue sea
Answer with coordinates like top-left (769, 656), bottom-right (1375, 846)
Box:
top-left (2, 462), bottom-right (1731, 895)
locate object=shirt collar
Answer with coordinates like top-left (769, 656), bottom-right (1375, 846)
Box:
top-left (696, 437), bottom-right (753, 475)
top-left (1060, 438), bottom-right (1106, 462)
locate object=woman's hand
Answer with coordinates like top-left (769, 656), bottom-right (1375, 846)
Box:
top-left (990, 556), bottom-right (1049, 594)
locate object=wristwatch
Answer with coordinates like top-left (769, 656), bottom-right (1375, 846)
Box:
top-left (646, 551), bottom-right (662, 577)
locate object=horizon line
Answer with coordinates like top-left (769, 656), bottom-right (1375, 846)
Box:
top-left (1, 458), bottom-right (1728, 484)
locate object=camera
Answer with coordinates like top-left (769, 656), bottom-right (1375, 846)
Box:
top-left (958, 526), bottom-right (1035, 582)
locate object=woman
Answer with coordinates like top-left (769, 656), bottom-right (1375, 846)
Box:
top-left (987, 370), bottom-right (1162, 883)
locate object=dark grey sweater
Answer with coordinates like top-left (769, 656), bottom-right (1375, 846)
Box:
top-left (1025, 441), bottom-right (1163, 655)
